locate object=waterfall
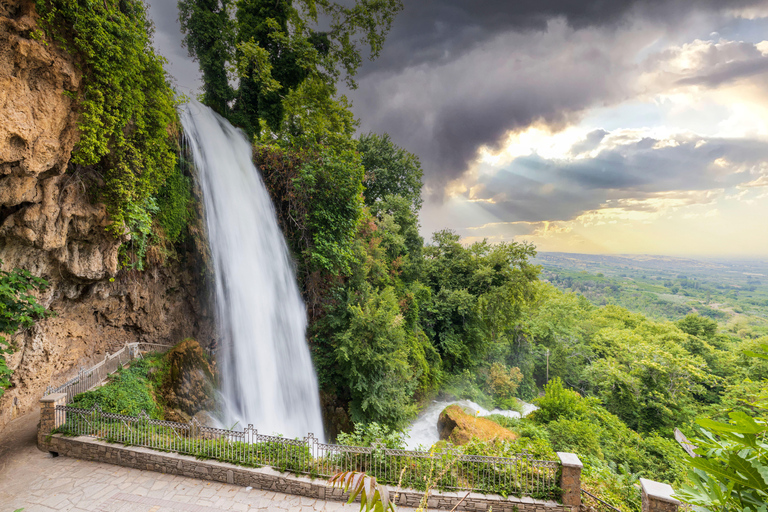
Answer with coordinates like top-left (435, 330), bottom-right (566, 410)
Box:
top-left (180, 100), bottom-right (325, 440)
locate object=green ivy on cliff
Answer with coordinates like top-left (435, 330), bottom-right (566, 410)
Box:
top-left (36, 0), bottom-right (179, 241)
top-left (0, 262), bottom-right (53, 397)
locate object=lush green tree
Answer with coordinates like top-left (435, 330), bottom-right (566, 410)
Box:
top-left (0, 263), bottom-right (52, 395)
top-left (334, 286), bottom-right (418, 427)
top-left (232, 0), bottom-right (306, 136)
top-left (530, 379), bottom-right (688, 487)
top-left (677, 314), bottom-right (718, 340)
top-left (420, 231), bottom-right (538, 371)
top-left (358, 133), bottom-right (424, 212)
top-left (178, 0), bottom-right (234, 116)
top-left (181, 0), bottom-right (403, 138)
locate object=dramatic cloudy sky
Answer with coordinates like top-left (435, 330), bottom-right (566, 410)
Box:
top-left (146, 0), bottom-right (768, 256)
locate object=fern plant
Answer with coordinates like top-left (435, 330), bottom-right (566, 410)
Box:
top-left (328, 471), bottom-right (395, 512)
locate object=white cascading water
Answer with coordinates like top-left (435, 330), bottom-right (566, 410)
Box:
top-left (404, 399), bottom-right (539, 449)
top-left (180, 100), bottom-right (325, 440)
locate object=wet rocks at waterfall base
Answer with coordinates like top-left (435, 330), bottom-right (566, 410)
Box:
top-left (437, 404), bottom-right (518, 446)
top-left (158, 339), bottom-right (216, 423)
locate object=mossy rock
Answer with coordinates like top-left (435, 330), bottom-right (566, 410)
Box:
top-left (160, 338), bottom-right (216, 422)
top-left (437, 405), bottom-right (518, 445)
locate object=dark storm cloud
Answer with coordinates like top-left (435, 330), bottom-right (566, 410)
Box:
top-left (570, 130), bottom-right (608, 155)
top-left (469, 136), bottom-right (768, 224)
top-left (677, 56), bottom-right (768, 87)
top-left (343, 0), bottom-right (768, 193)
top-left (361, 0), bottom-right (765, 75)
top-left (349, 22), bottom-right (643, 191)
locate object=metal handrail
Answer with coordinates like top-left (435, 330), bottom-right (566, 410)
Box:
top-left (581, 488), bottom-right (622, 512)
top-left (43, 342), bottom-right (173, 401)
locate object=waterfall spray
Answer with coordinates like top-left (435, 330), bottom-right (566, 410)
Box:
top-left (180, 100), bottom-right (325, 440)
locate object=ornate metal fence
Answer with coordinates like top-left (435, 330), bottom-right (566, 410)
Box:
top-left (44, 343), bottom-right (173, 402)
top-left (54, 404), bottom-right (560, 499)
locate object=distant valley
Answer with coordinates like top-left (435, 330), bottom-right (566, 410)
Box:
top-left (535, 252), bottom-right (768, 337)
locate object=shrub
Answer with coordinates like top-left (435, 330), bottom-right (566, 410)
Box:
top-left (336, 422), bottom-right (406, 449)
top-left (486, 362), bottom-right (523, 406)
top-left (531, 377), bottom-right (588, 423)
top-left (546, 417), bottom-right (603, 459)
top-left (0, 263), bottom-right (52, 396)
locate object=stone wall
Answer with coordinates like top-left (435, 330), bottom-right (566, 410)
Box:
top-left (38, 434), bottom-right (570, 512)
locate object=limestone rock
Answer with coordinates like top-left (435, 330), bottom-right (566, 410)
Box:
top-left (0, 0), bottom-right (215, 434)
top-left (160, 339), bottom-right (216, 423)
top-left (437, 405), bottom-right (517, 445)
top-left (192, 410), bottom-right (219, 428)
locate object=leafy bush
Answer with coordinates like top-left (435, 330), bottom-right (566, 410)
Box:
top-left (485, 415), bottom-right (550, 441)
top-left (156, 164), bottom-right (192, 244)
top-left (336, 422), bottom-right (406, 449)
top-left (486, 362), bottom-right (523, 407)
top-left (546, 417), bottom-right (603, 459)
top-left (0, 263), bottom-right (52, 395)
top-left (335, 286), bottom-right (418, 428)
top-left (531, 378), bottom-right (589, 423)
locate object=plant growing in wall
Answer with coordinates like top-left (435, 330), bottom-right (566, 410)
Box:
top-left (0, 261), bottom-right (53, 396)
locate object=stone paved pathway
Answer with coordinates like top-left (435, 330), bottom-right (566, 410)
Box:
top-left (0, 412), bottom-right (418, 512)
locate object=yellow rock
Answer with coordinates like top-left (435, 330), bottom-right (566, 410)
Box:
top-left (437, 405), bottom-right (517, 445)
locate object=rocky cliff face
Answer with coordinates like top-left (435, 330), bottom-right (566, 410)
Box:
top-left (0, 0), bottom-right (214, 432)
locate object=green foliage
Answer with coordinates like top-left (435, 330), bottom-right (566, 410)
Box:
top-left (336, 422), bottom-right (406, 449)
top-left (257, 144), bottom-right (364, 287)
top-left (298, 148), bottom-right (365, 274)
top-left (529, 378), bottom-right (688, 487)
top-left (421, 231), bottom-right (539, 371)
top-left (547, 417), bottom-right (604, 458)
top-left (0, 263), bottom-right (52, 396)
top-left (119, 197), bottom-right (158, 270)
top-left (676, 344), bottom-right (768, 511)
top-left (677, 313), bottom-right (718, 339)
top-left (517, 288), bottom-right (720, 435)
top-left (358, 133), bottom-right (424, 212)
top-left (178, 0), bottom-right (234, 116)
top-left (69, 355), bottom-right (167, 418)
top-left (486, 415), bottom-right (551, 442)
top-left (531, 378), bottom-right (588, 423)
top-left (232, 0), bottom-right (306, 137)
top-left (181, 0), bottom-right (403, 139)
top-left (335, 286), bottom-right (418, 427)
top-left (486, 362), bottom-right (523, 407)
top-left (36, 0), bottom-right (179, 238)
top-left (156, 164), bottom-right (193, 244)
top-left (581, 461), bottom-right (641, 512)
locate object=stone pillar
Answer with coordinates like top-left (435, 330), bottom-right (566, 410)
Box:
top-left (640, 478), bottom-right (680, 512)
top-left (39, 393), bottom-right (67, 436)
top-left (557, 452), bottom-right (582, 511)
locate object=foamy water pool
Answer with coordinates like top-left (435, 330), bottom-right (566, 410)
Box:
top-left (403, 399), bottom-right (538, 449)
